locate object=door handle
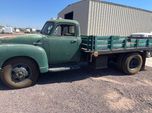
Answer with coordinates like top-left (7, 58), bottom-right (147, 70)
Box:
top-left (71, 40), bottom-right (77, 43)
top-left (33, 42), bottom-right (43, 45)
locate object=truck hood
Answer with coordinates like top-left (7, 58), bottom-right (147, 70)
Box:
top-left (0, 34), bottom-right (45, 45)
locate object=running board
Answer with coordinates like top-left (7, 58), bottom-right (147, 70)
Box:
top-left (48, 66), bottom-right (80, 72)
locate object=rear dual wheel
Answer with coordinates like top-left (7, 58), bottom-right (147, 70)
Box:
top-left (0, 58), bottom-right (39, 89)
top-left (121, 53), bottom-right (143, 75)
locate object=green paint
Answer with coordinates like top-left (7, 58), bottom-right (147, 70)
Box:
top-left (0, 19), bottom-right (81, 73)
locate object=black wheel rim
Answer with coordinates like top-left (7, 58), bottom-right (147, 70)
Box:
top-left (129, 58), bottom-right (140, 69)
top-left (11, 64), bottom-right (32, 82)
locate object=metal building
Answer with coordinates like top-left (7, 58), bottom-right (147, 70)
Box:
top-left (58, 0), bottom-right (152, 36)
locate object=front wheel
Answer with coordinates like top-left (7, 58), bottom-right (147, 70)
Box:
top-left (122, 53), bottom-right (143, 75)
top-left (0, 57), bottom-right (39, 89)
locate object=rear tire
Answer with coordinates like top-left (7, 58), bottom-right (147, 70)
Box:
top-left (122, 53), bottom-right (143, 75)
top-left (0, 57), bottom-right (39, 89)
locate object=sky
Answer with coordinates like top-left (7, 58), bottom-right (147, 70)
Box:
top-left (0, 0), bottom-right (151, 29)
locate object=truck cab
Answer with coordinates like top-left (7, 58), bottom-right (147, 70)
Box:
top-left (40, 19), bottom-right (82, 65)
top-left (0, 19), bottom-right (83, 89)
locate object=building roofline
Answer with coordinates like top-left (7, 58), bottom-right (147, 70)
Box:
top-left (59, 0), bottom-right (152, 14)
top-left (98, 0), bottom-right (152, 13)
top-left (58, 0), bottom-right (85, 15)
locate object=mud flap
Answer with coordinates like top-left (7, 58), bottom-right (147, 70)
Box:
top-left (140, 52), bottom-right (146, 71)
top-left (91, 55), bottom-right (108, 69)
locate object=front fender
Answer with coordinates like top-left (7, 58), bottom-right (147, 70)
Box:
top-left (0, 44), bottom-right (48, 73)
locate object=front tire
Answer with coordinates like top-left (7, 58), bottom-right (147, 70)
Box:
top-left (1, 57), bottom-right (39, 89)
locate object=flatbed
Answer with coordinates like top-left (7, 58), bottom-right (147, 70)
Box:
top-left (81, 36), bottom-right (152, 54)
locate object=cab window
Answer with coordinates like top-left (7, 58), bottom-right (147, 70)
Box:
top-left (53, 24), bottom-right (76, 36)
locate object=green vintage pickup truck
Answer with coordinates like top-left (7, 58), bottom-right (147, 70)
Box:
top-left (0, 19), bottom-right (152, 89)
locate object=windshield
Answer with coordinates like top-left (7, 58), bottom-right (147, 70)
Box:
top-left (41, 22), bottom-right (54, 35)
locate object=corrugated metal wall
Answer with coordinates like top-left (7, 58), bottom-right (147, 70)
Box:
top-left (59, 0), bottom-right (152, 36)
top-left (88, 0), bottom-right (152, 36)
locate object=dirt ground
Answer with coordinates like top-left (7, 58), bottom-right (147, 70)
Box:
top-left (0, 33), bottom-right (25, 38)
top-left (0, 58), bottom-right (151, 113)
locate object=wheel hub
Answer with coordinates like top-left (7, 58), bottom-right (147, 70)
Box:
top-left (129, 58), bottom-right (139, 69)
top-left (12, 67), bottom-right (29, 81)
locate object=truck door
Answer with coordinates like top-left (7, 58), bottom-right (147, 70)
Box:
top-left (47, 23), bottom-right (81, 65)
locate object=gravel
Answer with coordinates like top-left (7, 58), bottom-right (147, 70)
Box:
top-left (0, 59), bottom-right (152, 113)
